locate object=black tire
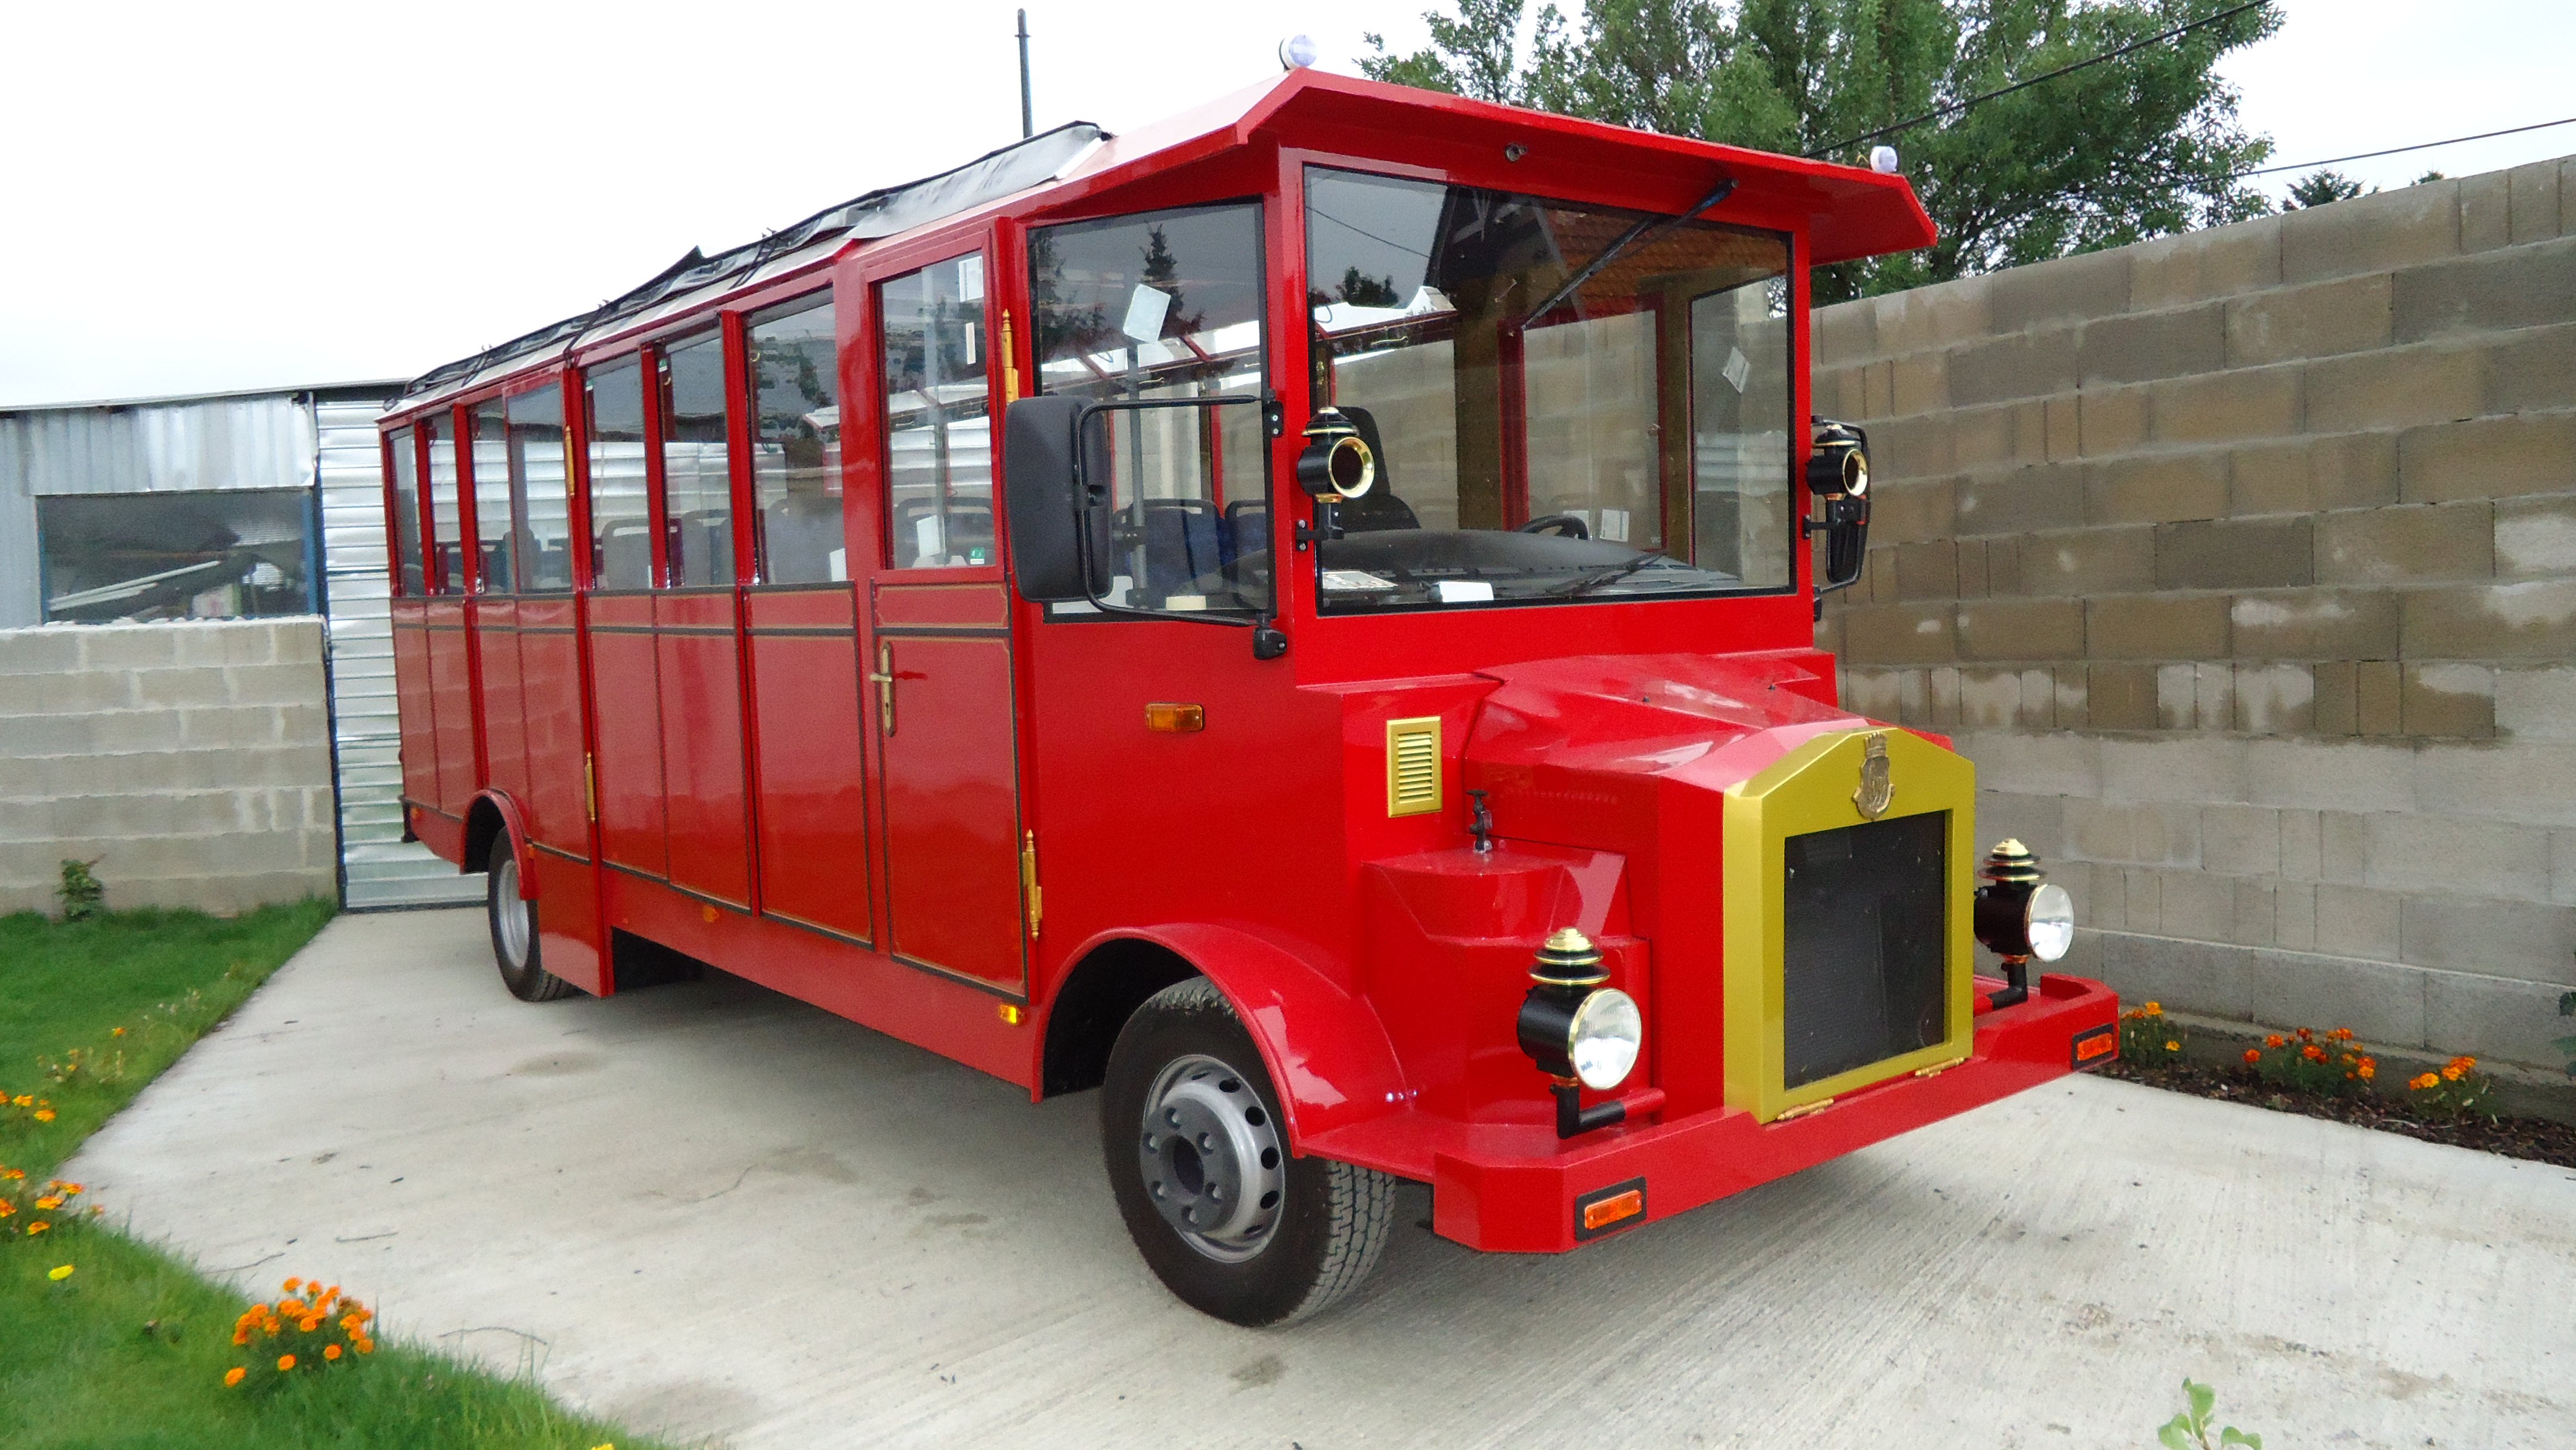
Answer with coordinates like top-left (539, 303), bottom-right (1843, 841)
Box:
top-left (1102, 978), bottom-right (1394, 1327)
top-left (485, 831), bottom-right (575, 1002)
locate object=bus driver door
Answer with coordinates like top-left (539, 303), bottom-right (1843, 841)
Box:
top-left (857, 244), bottom-right (1031, 1000)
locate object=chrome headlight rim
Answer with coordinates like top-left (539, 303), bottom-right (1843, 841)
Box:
top-left (1566, 986), bottom-right (1643, 1091)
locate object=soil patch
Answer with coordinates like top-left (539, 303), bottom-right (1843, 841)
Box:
top-left (2101, 1059), bottom-right (2576, 1170)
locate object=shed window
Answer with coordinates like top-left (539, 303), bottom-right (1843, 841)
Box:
top-left (38, 489), bottom-right (314, 622)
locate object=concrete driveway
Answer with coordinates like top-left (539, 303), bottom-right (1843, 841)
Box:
top-left (70, 910), bottom-right (2576, 1448)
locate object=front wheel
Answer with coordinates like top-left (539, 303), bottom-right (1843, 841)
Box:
top-left (1101, 979), bottom-right (1394, 1326)
top-left (485, 831), bottom-right (575, 1002)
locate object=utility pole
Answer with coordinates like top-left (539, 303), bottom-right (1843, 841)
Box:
top-left (1017, 10), bottom-right (1033, 139)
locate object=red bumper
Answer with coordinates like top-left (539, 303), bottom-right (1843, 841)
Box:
top-left (1305, 972), bottom-right (2120, 1253)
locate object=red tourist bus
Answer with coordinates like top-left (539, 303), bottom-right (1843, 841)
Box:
top-left (380, 69), bottom-right (2117, 1326)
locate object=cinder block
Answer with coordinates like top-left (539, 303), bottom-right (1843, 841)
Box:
top-left (1895, 668), bottom-right (1930, 727)
top-left (2079, 303), bottom-right (2225, 385)
top-left (2495, 494), bottom-right (2576, 578)
top-left (2507, 159), bottom-right (2563, 246)
top-left (2126, 214), bottom-right (2282, 309)
top-left (2401, 409), bottom-right (2576, 506)
top-left (2086, 863), bottom-right (2129, 931)
top-left (2146, 365), bottom-right (2302, 446)
top-left (1930, 666), bottom-right (1961, 728)
top-left (2154, 517), bottom-right (2314, 590)
top-left (0, 631), bottom-right (83, 676)
top-left (92, 711), bottom-right (185, 754)
top-left (1988, 247), bottom-right (2129, 334)
top-left (1813, 300), bottom-right (1876, 365)
top-left (1955, 597), bottom-right (2084, 661)
top-left (2088, 593), bottom-right (2231, 659)
top-left (2228, 589), bottom-right (2399, 660)
top-left (2399, 891), bottom-right (2576, 977)
top-left (2274, 881), bottom-right (2317, 950)
top-left (2230, 880), bottom-right (2277, 947)
top-left (2015, 525), bottom-right (2150, 596)
top-left (1868, 413), bottom-right (1956, 479)
top-left (1888, 352), bottom-right (1947, 416)
top-left (2203, 803), bottom-right (2283, 875)
top-left (2248, 944), bottom-right (2428, 1044)
top-left (2424, 965), bottom-right (2576, 1070)
top-left (2357, 661), bottom-right (2402, 736)
top-left (1955, 464), bottom-right (2085, 537)
top-left (2312, 660), bottom-right (2358, 735)
top-left (1870, 277), bottom-right (1992, 355)
top-left (1841, 602), bottom-right (1957, 665)
top-left (2392, 234), bottom-right (2576, 341)
top-left (2094, 930), bottom-right (2254, 1021)
top-left (2098, 734), bottom-right (2247, 804)
top-left (2078, 385), bottom-right (2151, 456)
top-left (2481, 321), bottom-right (2576, 416)
top-left (2125, 869), bottom-right (2164, 932)
top-left (2411, 739), bottom-right (2576, 829)
top-left (2042, 395), bottom-right (2079, 462)
top-left (2400, 580), bottom-right (2576, 660)
top-left (2086, 662), bottom-right (2157, 729)
top-left (1952, 404), bottom-right (2021, 467)
top-left (2051, 664), bottom-right (2090, 729)
top-left (272, 704), bottom-right (329, 747)
top-left (174, 707), bottom-right (267, 751)
top-left (2305, 345), bottom-right (2485, 435)
top-left (2496, 665), bottom-right (2576, 739)
top-left (2280, 178), bottom-right (2459, 284)
top-left (1842, 668), bottom-right (1903, 722)
top-left (2281, 809), bottom-right (2324, 882)
top-left (2232, 432), bottom-right (2401, 517)
top-left (2558, 829), bottom-right (2576, 906)
top-left (224, 661), bottom-right (326, 708)
top-left (1946, 329), bottom-right (2079, 407)
top-left (2459, 169), bottom-right (2512, 253)
top-left (1986, 536), bottom-right (2024, 594)
top-left (75, 628), bottom-right (178, 670)
top-left (1955, 539), bottom-right (1991, 598)
top-left (2019, 667), bottom-right (2057, 729)
top-left (2234, 662), bottom-right (2317, 735)
top-left (2157, 662), bottom-right (2197, 729)
top-left (2223, 272), bottom-right (2393, 367)
top-left (2401, 662), bottom-right (2495, 739)
top-left (2194, 661), bottom-right (2234, 732)
top-left (4, 671), bottom-right (134, 715)
top-left (1976, 790), bottom-right (2066, 859)
top-left (2315, 501), bottom-right (2494, 584)
top-left (2368, 811), bottom-right (2552, 902)
top-left (2313, 883), bottom-right (2404, 960)
top-left (2246, 736), bottom-right (2416, 813)
top-left (1868, 477), bottom-right (1957, 546)
top-left (1952, 729), bottom-right (2102, 797)
top-left (1956, 668), bottom-right (2021, 729)
top-left (2086, 453), bottom-right (2230, 526)
top-left (2159, 871), bottom-right (2232, 940)
top-left (1858, 360), bottom-right (1893, 418)
top-left (130, 668), bottom-right (232, 711)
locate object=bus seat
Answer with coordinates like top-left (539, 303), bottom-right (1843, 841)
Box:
top-left (600, 523), bottom-right (651, 588)
top-left (1221, 499), bottom-right (1269, 565)
top-left (762, 497), bottom-right (844, 583)
top-left (1140, 498), bottom-right (1221, 587)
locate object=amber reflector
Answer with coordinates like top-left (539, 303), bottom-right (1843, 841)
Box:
top-left (2072, 1024), bottom-right (2117, 1067)
top-left (1145, 702), bottom-right (1205, 733)
top-left (1581, 1188), bottom-right (1643, 1231)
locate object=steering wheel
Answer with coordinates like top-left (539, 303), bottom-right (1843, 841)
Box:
top-left (1518, 513), bottom-right (1590, 539)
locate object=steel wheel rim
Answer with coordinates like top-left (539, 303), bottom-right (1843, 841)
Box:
top-left (493, 855), bottom-right (531, 970)
top-left (1137, 1052), bottom-right (1286, 1263)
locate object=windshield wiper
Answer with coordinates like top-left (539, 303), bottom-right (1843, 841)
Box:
top-left (1549, 549), bottom-right (1676, 598)
top-left (1518, 176), bottom-right (1739, 330)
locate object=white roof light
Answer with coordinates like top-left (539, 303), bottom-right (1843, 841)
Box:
top-left (1279, 34), bottom-right (1319, 70)
top-left (1869, 145), bottom-right (1901, 174)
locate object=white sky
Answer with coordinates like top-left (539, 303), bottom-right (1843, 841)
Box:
top-left (2, 0), bottom-right (2569, 408)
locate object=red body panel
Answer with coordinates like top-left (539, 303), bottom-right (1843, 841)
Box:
top-left (373, 74), bottom-right (2110, 1257)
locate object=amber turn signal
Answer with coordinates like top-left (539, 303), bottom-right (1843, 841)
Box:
top-left (1144, 702), bottom-right (1205, 733)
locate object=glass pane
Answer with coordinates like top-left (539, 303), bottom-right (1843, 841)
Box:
top-left (1305, 167), bottom-right (1792, 611)
top-left (388, 426), bottom-right (424, 597)
top-left (748, 298), bottom-right (843, 584)
top-left (880, 256), bottom-right (990, 569)
top-left (659, 333), bottom-right (734, 586)
top-left (39, 489), bottom-right (313, 622)
top-left (426, 416), bottom-right (465, 595)
top-left (509, 385), bottom-right (572, 592)
top-left (586, 358), bottom-right (652, 588)
top-left (470, 399), bottom-right (513, 593)
top-left (1691, 281), bottom-right (1793, 589)
top-left (1030, 203), bottom-right (1270, 613)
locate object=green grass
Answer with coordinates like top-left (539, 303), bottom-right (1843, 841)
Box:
top-left (0, 902), bottom-right (674, 1450)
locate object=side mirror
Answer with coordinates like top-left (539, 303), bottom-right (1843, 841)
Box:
top-left (1807, 419), bottom-right (1871, 594)
top-left (1002, 395), bottom-right (1111, 603)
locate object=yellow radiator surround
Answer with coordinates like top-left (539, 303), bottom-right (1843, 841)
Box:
top-left (1722, 728), bottom-right (1978, 1122)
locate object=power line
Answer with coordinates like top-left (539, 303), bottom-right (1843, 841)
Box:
top-left (2236, 114), bottom-right (2576, 179)
top-left (1806, 0), bottom-right (2273, 159)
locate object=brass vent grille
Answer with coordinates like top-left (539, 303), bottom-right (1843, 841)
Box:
top-left (1386, 717), bottom-right (1442, 817)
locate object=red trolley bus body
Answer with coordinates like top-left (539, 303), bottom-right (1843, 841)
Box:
top-left (380, 70), bottom-right (2116, 1318)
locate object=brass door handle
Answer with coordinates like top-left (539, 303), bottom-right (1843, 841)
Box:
top-left (871, 640), bottom-right (896, 735)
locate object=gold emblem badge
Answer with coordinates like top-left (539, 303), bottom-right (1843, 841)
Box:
top-left (1853, 732), bottom-right (1894, 820)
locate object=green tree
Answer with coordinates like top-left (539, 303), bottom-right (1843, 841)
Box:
top-left (2284, 168), bottom-right (2367, 207)
top-left (1362, 0), bottom-right (2279, 301)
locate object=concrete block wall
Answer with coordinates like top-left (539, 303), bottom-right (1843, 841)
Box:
top-left (1815, 156), bottom-right (2576, 1071)
top-left (0, 619), bottom-right (337, 915)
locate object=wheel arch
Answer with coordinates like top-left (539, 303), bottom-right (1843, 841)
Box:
top-left (1042, 925), bottom-right (1408, 1150)
top-left (463, 790), bottom-right (536, 898)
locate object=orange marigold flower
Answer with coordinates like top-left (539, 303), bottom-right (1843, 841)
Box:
top-left (324, 1343), bottom-right (342, 1361)
top-left (112, 1027), bottom-right (125, 1037)
top-left (2145, 1002), bottom-right (2163, 1014)
top-left (233, 1328), bottom-right (250, 1346)
top-left (27, 1221), bottom-right (50, 1235)
top-left (0, 1202), bottom-right (15, 1219)
top-left (301, 1317), bottom-right (323, 1333)
top-left (1, 1167), bottom-right (22, 1179)
top-left (31, 1109), bottom-right (52, 1122)
top-left (2303, 1045), bottom-right (2327, 1062)
top-left (2265, 1034), bottom-right (2286, 1049)
top-left (2410, 1072), bottom-right (2438, 1090)
top-left (2330, 1028), bottom-right (2353, 1041)
top-left (225, 1367), bottom-right (247, 1387)
top-left (2441, 1065), bottom-right (2462, 1081)
top-left (2296, 1027), bottom-right (2314, 1040)
top-left (354, 1336), bottom-right (375, 1355)
top-left (2165, 1040), bottom-right (2180, 1052)
top-left (34, 1197), bottom-right (61, 1211)
top-left (284, 1277), bottom-right (302, 1293)
top-left (277, 1353), bottom-right (296, 1372)
top-left (2358, 1064), bottom-right (2376, 1080)
top-left (2242, 1048), bottom-right (2261, 1064)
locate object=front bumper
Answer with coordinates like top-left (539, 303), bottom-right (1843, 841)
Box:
top-left (1304, 971), bottom-right (2119, 1253)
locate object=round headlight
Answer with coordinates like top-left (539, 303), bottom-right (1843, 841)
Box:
top-left (1568, 988), bottom-right (1642, 1090)
top-left (2026, 882), bottom-right (2075, 962)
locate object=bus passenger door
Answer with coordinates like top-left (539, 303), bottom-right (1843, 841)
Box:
top-left (860, 249), bottom-right (1029, 996)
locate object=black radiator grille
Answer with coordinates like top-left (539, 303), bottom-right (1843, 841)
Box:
top-left (1780, 812), bottom-right (1949, 1089)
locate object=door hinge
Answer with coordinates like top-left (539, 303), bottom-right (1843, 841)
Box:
top-left (1021, 829), bottom-right (1042, 940)
top-left (584, 752), bottom-right (597, 824)
top-left (868, 638), bottom-right (896, 735)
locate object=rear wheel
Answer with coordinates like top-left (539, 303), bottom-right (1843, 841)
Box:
top-left (1102, 978), bottom-right (1394, 1326)
top-left (486, 831), bottom-right (575, 1002)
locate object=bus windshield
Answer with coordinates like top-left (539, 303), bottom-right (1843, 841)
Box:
top-left (1305, 166), bottom-right (1794, 612)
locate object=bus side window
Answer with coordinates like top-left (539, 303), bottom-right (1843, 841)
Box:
top-left (426, 415), bottom-right (465, 595)
top-left (470, 399), bottom-right (515, 593)
top-left (510, 384), bottom-right (574, 592)
top-left (748, 296), bottom-right (843, 584)
top-left (880, 256), bottom-right (992, 569)
top-left (658, 334), bottom-right (734, 587)
top-left (387, 425), bottom-right (425, 596)
top-left (586, 358), bottom-right (653, 588)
